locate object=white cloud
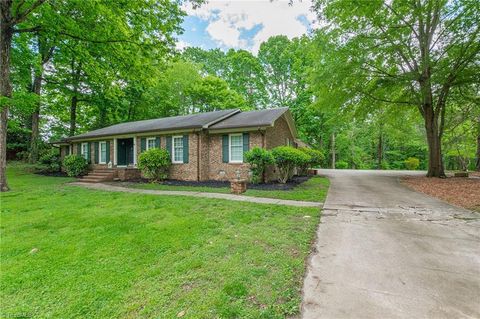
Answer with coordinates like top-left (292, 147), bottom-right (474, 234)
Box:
top-left (176, 39), bottom-right (190, 50)
top-left (184, 0), bottom-right (317, 53)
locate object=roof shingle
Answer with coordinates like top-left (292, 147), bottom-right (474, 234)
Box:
top-left (65, 107), bottom-right (290, 141)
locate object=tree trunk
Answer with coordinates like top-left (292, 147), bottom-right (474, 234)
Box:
top-left (377, 132), bottom-right (383, 169)
top-left (0, 0), bottom-right (13, 192)
top-left (28, 73), bottom-right (42, 163)
top-left (424, 105), bottom-right (445, 177)
top-left (476, 117), bottom-right (480, 171)
top-left (331, 132), bottom-right (335, 169)
top-left (69, 95), bottom-right (77, 136)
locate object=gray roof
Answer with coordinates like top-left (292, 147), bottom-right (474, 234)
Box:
top-left (67, 109), bottom-right (239, 140)
top-left (65, 107), bottom-right (291, 141)
top-left (209, 107), bottom-right (289, 130)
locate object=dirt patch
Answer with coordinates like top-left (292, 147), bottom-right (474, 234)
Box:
top-left (402, 175), bottom-right (480, 212)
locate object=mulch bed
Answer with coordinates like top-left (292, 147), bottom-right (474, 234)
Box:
top-left (163, 176), bottom-right (311, 190)
top-left (120, 176), bottom-right (312, 191)
top-left (402, 174), bottom-right (480, 212)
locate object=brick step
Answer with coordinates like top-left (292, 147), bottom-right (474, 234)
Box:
top-left (79, 177), bottom-right (107, 183)
top-left (80, 175), bottom-right (111, 181)
top-left (85, 175), bottom-right (113, 180)
top-left (88, 172), bottom-right (115, 177)
top-left (92, 169), bottom-right (115, 173)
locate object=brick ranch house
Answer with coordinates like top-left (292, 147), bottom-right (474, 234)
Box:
top-left (55, 107), bottom-right (300, 182)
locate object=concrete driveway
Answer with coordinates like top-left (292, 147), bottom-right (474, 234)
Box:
top-left (302, 169), bottom-right (480, 319)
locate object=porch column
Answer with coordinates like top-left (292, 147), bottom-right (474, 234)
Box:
top-left (113, 138), bottom-right (117, 165)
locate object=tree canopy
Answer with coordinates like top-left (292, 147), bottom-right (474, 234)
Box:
top-left (2, 0), bottom-right (479, 191)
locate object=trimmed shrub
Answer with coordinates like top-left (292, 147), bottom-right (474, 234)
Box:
top-left (271, 146), bottom-right (310, 183)
top-left (138, 148), bottom-right (171, 181)
top-left (404, 157), bottom-right (420, 170)
top-left (35, 148), bottom-right (61, 173)
top-left (298, 147), bottom-right (325, 175)
top-left (244, 147), bottom-right (274, 183)
top-left (63, 155), bottom-right (88, 177)
top-left (335, 161), bottom-right (348, 169)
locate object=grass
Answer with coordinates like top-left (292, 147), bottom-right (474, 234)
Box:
top-left (1, 163), bottom-right (325, 318)
top-left (131, 176), bottom-right (330, 203)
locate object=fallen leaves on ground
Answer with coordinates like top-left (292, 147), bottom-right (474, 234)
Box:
top-left (402, 175), bottom-right (480, 212)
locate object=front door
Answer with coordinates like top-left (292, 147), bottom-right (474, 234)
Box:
top-left (117, 138), bottom-right (134, 166)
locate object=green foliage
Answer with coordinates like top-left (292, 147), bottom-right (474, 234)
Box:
top-left (244, 147), bottom-right (274, 184)
top-left (404, 157), bottom-right (420, 170)
top-left (35, 149), bottom-right (61, 173)
top-left (187, 75), bottom-right (248, 112)
top-left (298, 148), bottom-right (325, 174)
top-left (335, 161), bottom-right (348, 169)
top-left (271, 146), bottom-right (310, 183)
top-left (62, 155), bottom-right (88, 177)
top-left (137, 148), bottom-right (171, 181)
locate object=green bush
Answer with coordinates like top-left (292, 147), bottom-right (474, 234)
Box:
top-left (271, 146), bottom-right (310, 183)
top-left (404, 157), bottom-right (420, 170)
top-left (298, 147), bottom-right (325, 175)
top-left (335, 161), bottom-right (348, 169)
top-left (138, 148), bottom-right (171, 181)
top-left (244, 147), bottom-right (274, 183)
top-left (380, 160), bottom-right (390, 170)
top-left (35, 148), bottom-right (61, 173)
top-left (63, 155), bottom-right (88, 177)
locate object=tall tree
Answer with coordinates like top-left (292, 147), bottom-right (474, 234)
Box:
top-left (312, 0), bottom-right (480, 177)
top-left (2, 0), bottom-right (199, 191)
top-left (1, 0), bottom-right (47, 191)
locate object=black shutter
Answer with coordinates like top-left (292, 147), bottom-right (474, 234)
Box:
top-left (166, 136), bottom-right (172, 161)
top-left (94, 142), bottom-right (99, 164)
top-left (87, 142), bottom-right (91, 163)
top-left (242, 133), bottom-right (249, 153)
top-left (106, 141), bottom-right (110, 163)
top-left (155, 136), bottom-right (160, 148)
top-left (141, 138), bottom-right (146, 152)
top-left (222, 135), bottom-right (229, 163)
top-left (183, 135), bottom-right (189, 163)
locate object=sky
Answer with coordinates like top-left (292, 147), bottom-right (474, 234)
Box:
top-left (177, 0), bottom-right (317, 54)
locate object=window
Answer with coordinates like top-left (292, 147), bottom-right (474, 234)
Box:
top-left (146, 137), bottom-right (156, 150)
top-left (229, 134), bottom-right (243, 163)
top-left (172, 136), bottom-right (183, 163)
top-left (285, 138), bottom-right (291, 146)
top-left (99, 141), bottom-right (107, 164)
top-left (81, 143), bottom-right (89, 160)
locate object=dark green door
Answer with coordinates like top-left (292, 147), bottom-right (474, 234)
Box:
top-left (117, 138), bottom-right (134, 166)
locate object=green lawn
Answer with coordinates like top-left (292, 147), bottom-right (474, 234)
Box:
top-left (130, 176), bottom-right (330, 202)
top-left (1, 164), bottom-right (324, 318)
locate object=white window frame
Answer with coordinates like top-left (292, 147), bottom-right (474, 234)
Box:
top-left (229, 133), bottom-right (243, 163)
top-left (99, 141), bottom-right (107, 164)
top-left (146, 137), bottom-right (156, 151)
top-left (81, 142), bottom-right (89, 160)
top-left (172, 135), bottom-right (184, 164)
